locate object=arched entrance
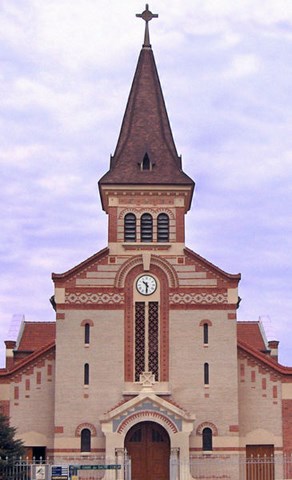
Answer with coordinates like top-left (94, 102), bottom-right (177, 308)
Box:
top-left (125, 421), bottom-right (170, 480)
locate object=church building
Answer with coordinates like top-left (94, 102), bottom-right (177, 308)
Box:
top-left (0, 6), bottom-right (291, 480)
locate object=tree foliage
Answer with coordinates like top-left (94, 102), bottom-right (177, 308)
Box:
top-left (0, 413), bottom-right (24, 463)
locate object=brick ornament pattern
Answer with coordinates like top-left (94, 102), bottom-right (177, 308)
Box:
top-left (170, 292), bottom-right (227, 304)
top-left (66, 292), bottom-right (124, 304)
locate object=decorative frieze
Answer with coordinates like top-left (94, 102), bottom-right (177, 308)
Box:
top-left (65, 292), bottom-right (124, 304)
top-left (169, 292), bottom-right (227, 304)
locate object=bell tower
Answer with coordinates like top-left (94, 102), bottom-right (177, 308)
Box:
top-left (98, 5), bottom-right (195, 256)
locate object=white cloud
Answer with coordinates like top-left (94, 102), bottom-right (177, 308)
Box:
top-left (0, 0), bottom-right (291, 368)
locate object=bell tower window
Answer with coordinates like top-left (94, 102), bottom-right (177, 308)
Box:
top-left (141, 213), bottom-right (153, 242)
top-left (157, 213), bottom-right (169, 242)
top-left (124, 213), bottom-right (136, 242)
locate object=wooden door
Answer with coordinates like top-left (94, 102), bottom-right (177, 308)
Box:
top-left (125, 422), bottom-right (170, 480)
top-left (246, 445), bottom-right (274, 480)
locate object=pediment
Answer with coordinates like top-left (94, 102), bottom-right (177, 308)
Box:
top-left (100, 389), bottom-right (195, 435)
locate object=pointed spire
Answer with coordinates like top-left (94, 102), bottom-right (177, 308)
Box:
top-left (136, 4), bottom-right (158, 48)
top-left (99, 6), bottom-right (194, 210)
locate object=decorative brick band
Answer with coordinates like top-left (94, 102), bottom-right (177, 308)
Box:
top-left (170, 293), bottom-right (227, 305)
top-left (80, 319), bottom-right (94, 326)
top-left (119, 207), bottom-right (175, 220)
top-left (199, 319), bottom-right (213, 326)
top-left (115, 255), bottom-right (178, 289)
top-left (75, 423), bottom-right (97, 437)
top-left (196, 422), bottom-right (218, 436)
top-left (66, 292), bottom-right (124, 304)
top-left (117, 411), bottom-right (178, 434)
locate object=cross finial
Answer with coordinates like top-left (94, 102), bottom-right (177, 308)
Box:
top-left (136, 4), bottom-right (158, 48)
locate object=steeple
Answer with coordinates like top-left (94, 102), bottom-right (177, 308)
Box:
top-left (99, 5), bottom-right (194, 212)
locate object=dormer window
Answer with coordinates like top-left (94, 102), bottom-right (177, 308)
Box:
top-left (141, 153), bottom-right (153, 171)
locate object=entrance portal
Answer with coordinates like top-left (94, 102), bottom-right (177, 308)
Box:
top-left (125, 421), bottom-right (170, 480)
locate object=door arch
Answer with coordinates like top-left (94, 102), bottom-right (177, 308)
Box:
top-left (125, 421), bottom-right (170, 480)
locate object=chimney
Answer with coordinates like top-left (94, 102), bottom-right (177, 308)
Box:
top-left (268, 340), bottom-right (279, 362)
top-left (4, 340), bottom-right (16, 370)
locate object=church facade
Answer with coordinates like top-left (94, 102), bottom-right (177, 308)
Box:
top-left (0, 7), bottom-right (291, 480)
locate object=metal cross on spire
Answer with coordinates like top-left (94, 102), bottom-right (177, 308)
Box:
top-left (136, 4), bottom-right (158, 48)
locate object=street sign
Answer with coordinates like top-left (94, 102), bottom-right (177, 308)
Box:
top-left (51, 465), bottom-right (69, 480)
top-left (69, 464), bottom-right (121, 472)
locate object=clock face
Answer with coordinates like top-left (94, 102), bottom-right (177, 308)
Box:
top-left (136, 275), bottom-right (157, 296)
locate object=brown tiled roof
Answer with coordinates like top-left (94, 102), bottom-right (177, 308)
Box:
top-left (238, 340), bottom-right (292, 375)
top-left (17, 322), bottom-right (56, 352)
top-left (99, 46), bottom-right (194, 191)
top-left (237, 321), bottom-right (267, 353)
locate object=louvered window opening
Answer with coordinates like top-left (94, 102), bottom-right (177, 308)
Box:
top-left (157, 213), bottom-right (169, 242)
top-left (141, 213), bottom-right (153, 242)
top-left (124, 213), bottom-right (136, 242)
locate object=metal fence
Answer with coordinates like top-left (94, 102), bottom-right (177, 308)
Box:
top-left (185, 454), bottom-right (292, 480)
top-left (0, 454), bottom-right (291, 480)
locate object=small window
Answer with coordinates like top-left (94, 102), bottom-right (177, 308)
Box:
top-left (142, 153), bottom-right (151, 170)
top-left (204, 363), bottom-right (209, 385)
top-left (129, 429), bottom-right (142, 442)
top-left (84, 323), bottom-right (90, 344)
top-left (157, 213), bottom-right (169, 242)
top-left (84, 363), bottom-right (89, 385)
top-left (202, 427), bottom-right (213, 451)
top-left (141, 213), bottom-right (153, 242)
top-left (203, 323), bottom-right (209, 344)
top-left (81, 428), bottom-right (91, 452)
top-left (124, 213), bottom-right (136, 242)
top-left (152, 428), bottom-right (164, 442)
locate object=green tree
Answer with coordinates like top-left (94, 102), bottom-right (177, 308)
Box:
top-left (0, 413), bottom-right (24, 463)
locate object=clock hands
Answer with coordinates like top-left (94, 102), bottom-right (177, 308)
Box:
top-left (142, 280), bottom-right (149, 293)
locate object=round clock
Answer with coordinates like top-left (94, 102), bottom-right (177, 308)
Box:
top-left (136, 275), bottom-right (157, 296)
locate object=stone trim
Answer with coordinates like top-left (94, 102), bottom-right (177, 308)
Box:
top-left (196, 422), bottom-right (218, 436)
top-left (75, 423), bottom-right (97, 437)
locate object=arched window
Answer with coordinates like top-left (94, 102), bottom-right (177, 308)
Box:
top-left (124, 213), bottom-right (136, 242)
top-left (204, 362), bottom-right (209, 385)
top-left (81, 428), bottom-right (91, 452)
top-left (84, 363), bottom-right (89, 385)
top-left (203, 323), bottom-right (209, 344)
top-left (84, 323), bottom-right (90, 344)
top-left (202, 427), bottom-right (213, 451)
top-left (141, 213), bottom-right (153, 242)
top-left (157, 213), bottom-right (169, 242)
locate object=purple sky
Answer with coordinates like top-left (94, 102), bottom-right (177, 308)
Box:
top-left (1, 1), bottom-right (291, 366)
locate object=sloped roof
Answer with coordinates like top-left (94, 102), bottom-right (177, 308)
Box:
top-left (99, 45), bottom-right (194, 190)
top-left (238, 339), bottom-right (292, 375)
top-left (17, 322), bottom-right (56, 352)
top-left (237, 321), bottom-right (267, 353)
